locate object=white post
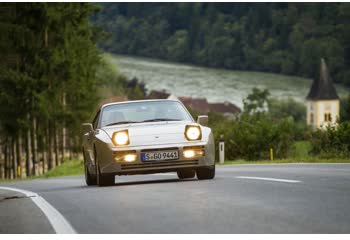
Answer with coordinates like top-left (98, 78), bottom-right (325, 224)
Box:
top-left (219, 135), bottom-right (225, 164)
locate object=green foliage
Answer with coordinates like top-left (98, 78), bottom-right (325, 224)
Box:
top-left (268, 98), bottom-right (306, 123)
top-left (93, 3), bottom-right (350, 88)
top-left (0, 3), bottom-right (103, 178)
top-left (213, 114), bottom-right (296, 160)
top-left (310, 121), bottom-right (350, 158)
top-left (96, 55), bottom-right (128, 100)
top-left (291, 141), bottom-right (312, 159)
top-left (243, 88), bottom-right (270, 114)
top-left (125, 78), bottom-right (146, 100)
top-left (204, 88), bottom-right (315, 161)
top-left (340, 95), bottom-right (350, 122)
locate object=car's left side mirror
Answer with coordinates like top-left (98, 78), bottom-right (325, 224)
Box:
top-left (197, 115), bottom-right (208, 126)
top-left (82, 123), bottom-right (93, 135)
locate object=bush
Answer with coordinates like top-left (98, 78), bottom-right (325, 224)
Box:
top-left (213, 113), bottom-right (296, 160)
top-left (310, 121), bottom-right (350, 158)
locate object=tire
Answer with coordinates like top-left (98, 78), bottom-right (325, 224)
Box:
top-left (94, 146), bottom-right (115, 187)
top-left (97, 170), bottom-right (115, 187)
top-left (85, 164), bottom-right (97, 186)
top-left (177, 169), bottom-right (196, 179)
top-left (83, 149), bottom-right (97, 186)
top-left (196, 165), bottom-right (215, 180)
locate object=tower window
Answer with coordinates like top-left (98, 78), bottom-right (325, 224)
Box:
top-left (310, 113), bottom-right (314, 123)
top-left (324, 113), bottom-right (332, 122)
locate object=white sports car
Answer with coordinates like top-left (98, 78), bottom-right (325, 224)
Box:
top-left (82, 99), bottom-right (215, 186)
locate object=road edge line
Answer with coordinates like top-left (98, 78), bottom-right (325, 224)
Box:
top-left (235, 176), bottom-right (302, 183)
top-left (0, 186), bottom-right (77, 234)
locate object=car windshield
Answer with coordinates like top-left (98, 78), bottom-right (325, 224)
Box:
top-left (100, 101), bottom-right (192, 127)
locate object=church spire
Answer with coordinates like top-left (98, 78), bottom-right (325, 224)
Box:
top-left (306, 58), bottom-right (339, 100)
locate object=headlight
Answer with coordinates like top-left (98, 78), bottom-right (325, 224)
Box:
top-left (112, 130), bottom-right (130, 146)
top-left (185, 125), bottom-right (202, 141)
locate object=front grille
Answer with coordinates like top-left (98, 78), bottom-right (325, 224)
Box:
top-left (121, 159), bottom-right (199, 170)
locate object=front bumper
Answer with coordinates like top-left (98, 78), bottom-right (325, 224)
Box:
top-left (97, 141), bottom-right (214, 175)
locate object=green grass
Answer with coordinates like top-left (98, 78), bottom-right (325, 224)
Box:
top-left (42, 159), bottom-right (84, 178)
top-left (292, 141), bottom-right (312, 159)
top-left (0, 159), bottom-right (84, 183)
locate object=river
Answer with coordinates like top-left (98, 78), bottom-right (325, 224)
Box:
top-left (108, 54), bottom-right (348, 109)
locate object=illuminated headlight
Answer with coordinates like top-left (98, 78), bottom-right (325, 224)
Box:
top-left (183, 150), bottom-right (195, 158)
top-left (185, 125), bottom-right (202, 141)
top-left (112, 130), bottom-right (129, 146)
top-left (124, 154), bottom-right (136, 162)
top-left (183, 146), bottom-right (205, 159)
top-left (114, 151), bottom-right (137, 162)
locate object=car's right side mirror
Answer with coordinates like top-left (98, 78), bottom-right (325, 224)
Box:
top-left (197, 115), bottom-right (208, 126)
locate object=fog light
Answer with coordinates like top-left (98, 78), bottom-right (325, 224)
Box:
top-left (183, 150), bottom-right (195, 158)
top-left (124, 154), bottom-right (136, 162)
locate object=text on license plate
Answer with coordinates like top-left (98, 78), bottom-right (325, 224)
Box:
top-left (141, 150), bottom-right (179, 161)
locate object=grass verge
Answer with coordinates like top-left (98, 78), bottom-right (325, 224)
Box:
top-left (0, 159), bottom-right (84, 183)
top-left (43, 159), bottom-right (84, 178)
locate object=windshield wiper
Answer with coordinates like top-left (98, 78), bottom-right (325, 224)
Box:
top-left (142, 118), bottom-right (182, 122)
top-left (105, 121), bottom-right (140, 126)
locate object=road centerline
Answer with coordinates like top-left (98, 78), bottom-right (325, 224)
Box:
top-left (0, 186), bottom-right (76, 234)
top-left (234, 176), bottom-right (302, 183)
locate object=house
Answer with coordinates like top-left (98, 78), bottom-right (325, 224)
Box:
top-left (306, 58), bottom-right (340, 129)
top-left (177, 96), bottom-right (241, 118)
top-left (209, 101), bottom-right (241, 119)
top-left (178, 97), bottom-right (210, 114)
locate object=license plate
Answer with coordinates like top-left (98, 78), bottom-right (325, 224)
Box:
top-left (141, 150), bottom-right (179, 161)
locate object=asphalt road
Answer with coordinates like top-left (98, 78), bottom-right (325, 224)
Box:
top-left (1, 163), bottom-right (350, 234)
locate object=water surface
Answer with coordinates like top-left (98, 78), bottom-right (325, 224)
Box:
top-left (108, 54), bottom-right (348, 109)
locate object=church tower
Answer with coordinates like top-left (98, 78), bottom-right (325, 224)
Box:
top-left (306, 58), bottom-right (340, 129)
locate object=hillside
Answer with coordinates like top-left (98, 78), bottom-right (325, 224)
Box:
top-left (93, 3), bottom-right (350, 88)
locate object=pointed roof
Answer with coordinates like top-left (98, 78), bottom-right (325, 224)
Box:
top-left (306, 58), bottom-right (339, 100)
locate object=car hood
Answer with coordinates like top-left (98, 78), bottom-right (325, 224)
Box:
top-left (102, 121), bottom-right (197, 146)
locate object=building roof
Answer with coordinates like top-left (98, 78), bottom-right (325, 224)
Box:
top-left (306, 58), bottom-right (339, 100)
top-left (209, 101), bottom-right (241, 114)
top-left (178, 97), bottom-right (210, 114)
top-left (178, 97), bottom-right (241, 115)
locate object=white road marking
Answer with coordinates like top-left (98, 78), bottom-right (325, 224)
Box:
top-left (235, 176), bottom-right (301, 183)
top-left (0, 186), bottom-right (76, 234)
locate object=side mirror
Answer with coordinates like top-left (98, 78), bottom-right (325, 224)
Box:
top-left (197, 115), bottom-right (208, 126)
top-left (81, 123), bottom-right (93, 135)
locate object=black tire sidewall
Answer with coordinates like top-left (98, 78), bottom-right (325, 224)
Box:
top-left (177, 169), bottom-right (196, 179)
top-left (197, 165), bottom-right (215, 180)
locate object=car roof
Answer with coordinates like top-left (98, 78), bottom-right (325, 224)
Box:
top-left (100, 99), bottom-right (182, 110)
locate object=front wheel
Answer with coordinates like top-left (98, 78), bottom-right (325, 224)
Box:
top-left (85, 164), bottom-right (97, 186)
top-left (83, 148), bottom-right (97, 186)
top-left (196, 165), bottom-right (215, 180)
top-left (94, 147), bottom-right (115, 187)
top-left (97, 173), bottom-right (115, 186)
top-left (177, 169), bottom-right (196, 179)
top-left (96, 165), bottom-right (115, 186)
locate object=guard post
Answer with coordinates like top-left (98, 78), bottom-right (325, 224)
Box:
top-left (269, 147), bottom-right (274, 161)
top-left (219, 134), bottom-right (225, 164)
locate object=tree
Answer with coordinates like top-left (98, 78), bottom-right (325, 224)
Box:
top-left (243, 88), bottom-right (270, 114)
